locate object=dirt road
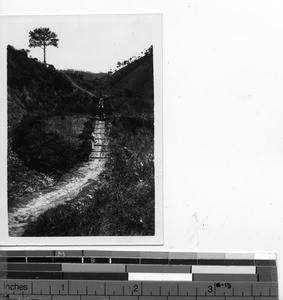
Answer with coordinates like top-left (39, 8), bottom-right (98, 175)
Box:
top-left (8, 120), bottom-right (109, 237)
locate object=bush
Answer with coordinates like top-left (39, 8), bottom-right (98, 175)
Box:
top-left (12, 116), bottom-right (80, 174)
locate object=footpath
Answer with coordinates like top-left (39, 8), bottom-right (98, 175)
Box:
top-left (8, 119), bottom-right (110, 237)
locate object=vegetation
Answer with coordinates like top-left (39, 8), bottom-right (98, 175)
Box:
top-left (12, 115), bottom-right (88, 175)
top-left (63, 69), bottom-right (107, 89)
top-left (115, 45), bottom-right (153, 72)
top-left (23, 118), bottom-right (155, 236)
top-left (7, 45), bottom-right (95, 206)
top-left (29, 27), bottom-right (59, 65)
top-left (8, 141), bottom-right (54, 211)
top-left (22, 46), bottom-right (155, 236)
top-left (8, 42), bottom-right (155, 236)
top-left (8, 45), bottom-right (70, 92)
top-left (107, 46), bottom-right (154, 101)
top-left (7, 45), bottom-right (98, 127)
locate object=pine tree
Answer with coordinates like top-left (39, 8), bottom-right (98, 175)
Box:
top-left (29, 27), bottom-right (59, 65)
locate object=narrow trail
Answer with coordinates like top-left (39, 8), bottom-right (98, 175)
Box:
top-left (8, 120), bottom-right (110, 237)
top-left (62, 72), bottom-right (96, 98)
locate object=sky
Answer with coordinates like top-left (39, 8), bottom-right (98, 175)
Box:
top-left (1, 15), bottom-right (154, 73)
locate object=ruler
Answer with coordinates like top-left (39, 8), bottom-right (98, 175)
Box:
top-left (0, 250), bottom-right (278, 299)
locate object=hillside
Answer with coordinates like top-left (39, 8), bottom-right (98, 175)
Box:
top-left (62, 49), bottom-right (154, 104)
top-left (64, 69), bottom-right (108, 81)
top-left (7, 45), bottom-right (99, 208)
top-left (62, 69), bottom-right (108, 94)
top-left (22, 46), bottom-right (155, 236)
top-left (108, 49), bottom-right (154, 102)
top-left (7, 45), bottom-right (97, 132)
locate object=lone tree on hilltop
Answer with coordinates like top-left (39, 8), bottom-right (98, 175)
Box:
top-left (29, 27), bottom-right (59, 65)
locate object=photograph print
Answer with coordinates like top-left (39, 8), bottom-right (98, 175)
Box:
top-left (1, 14), bottom-right (162, 242)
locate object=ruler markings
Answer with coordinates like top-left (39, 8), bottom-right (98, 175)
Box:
top-left (2, 251), bottom-right (276, 259)
top-left (84, 257), bottom-right (110, 264)
top-left (4, 259), bottom-right (278, 267)
top-left (0, 250), bottom-right (278, 299)
top-left (3, 255), bottom-right (277, 267)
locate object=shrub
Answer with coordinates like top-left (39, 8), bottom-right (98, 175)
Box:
top-left (12, 116), bottom-right (79, 174)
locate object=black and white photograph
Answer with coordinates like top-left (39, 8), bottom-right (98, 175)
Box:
top-left (1, 14), bottom-right (162, 243)
top-left (2, 0), bottom-right (283, 293)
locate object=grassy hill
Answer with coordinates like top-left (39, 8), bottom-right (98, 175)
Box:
top-left (109, 48), bottom-right (154, 102)
top-left (7, 45), bottom-right (97, 131)
top-left (23, 47), bottom-right (155, 236)
top-left (62, 69), bottom-right (108, 94)
top-left (7, 45), bottom-right (98, 207)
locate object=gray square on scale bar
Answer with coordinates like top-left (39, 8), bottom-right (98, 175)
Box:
top-left (168, 252), bottom-right (198, 259)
